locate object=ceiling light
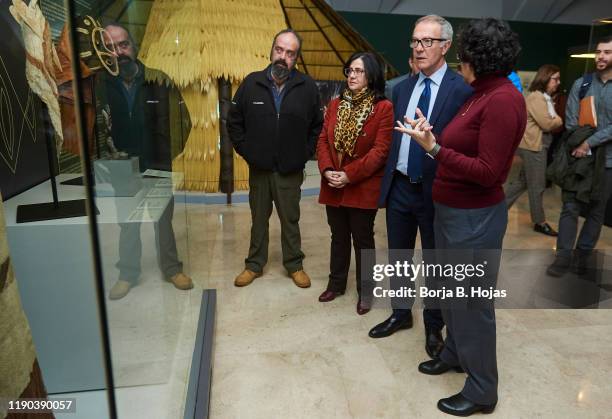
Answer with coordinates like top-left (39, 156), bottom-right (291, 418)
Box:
top-left (570, 53), bottom-right (595, 59)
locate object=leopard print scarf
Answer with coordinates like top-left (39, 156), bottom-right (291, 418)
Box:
top-left (334, 88), bottom-right (374, 158)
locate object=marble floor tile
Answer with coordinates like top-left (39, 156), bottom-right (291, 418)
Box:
top-left (205, 180), bottom-right (612, 418)
top-left (93, 160), bottom-right (612, 418)
top-left (211, 343), bottom-right (401, 419)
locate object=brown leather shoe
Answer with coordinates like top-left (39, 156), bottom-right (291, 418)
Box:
top-left (290, 270), bottom-right (311, 288)
top-left (234, 269), bottom-right (262, 287)
top-left (318, 290), bottom-right (344, 302)
top-left (169, 272), bottom-right (194, 290)
top-left (109, 280), bottom-right (131, 300)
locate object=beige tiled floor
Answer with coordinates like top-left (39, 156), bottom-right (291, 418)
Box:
top-left (92, 163), bottom-right (612, 418)
top-left (180, 172), bottom-right (612, 419)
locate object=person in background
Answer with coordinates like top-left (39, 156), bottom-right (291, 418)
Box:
top-left (396, 18), bottom-right (525, 416)
top-left (505, 64), bottom-right (563, 236)
top-left (316, 52), bottom-right (393, 315)
top-left (547, 35), bottom-right (612, 276)
top-left (385, 54), bottom-right (420, 101)
top-left (508, 70), bottom-right (523, 93)
top-left (228, 29), bottom-right (323, 288)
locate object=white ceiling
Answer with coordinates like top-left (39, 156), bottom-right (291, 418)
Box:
top-left (325, 0), bottom-right (611, 25)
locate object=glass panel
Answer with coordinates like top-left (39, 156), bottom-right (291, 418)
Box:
top-left (67, 1), bottom-right (202, 417)
top-left (1, 0), bottom-right (112, 417)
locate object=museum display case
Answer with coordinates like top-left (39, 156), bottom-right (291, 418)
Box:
top-left (0, 1), bottom-right (213, 418)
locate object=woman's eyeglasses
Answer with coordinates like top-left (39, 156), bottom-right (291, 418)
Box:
top-left (344, 67), bottom-right (365, 77)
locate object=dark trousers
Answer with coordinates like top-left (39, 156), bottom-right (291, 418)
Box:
top-left (325, 205), bottom-right (377, 298)
top-left (245, 168), bottom-right (304, 274)
top-left (118, 198), bottom-right (183, 284)
top-left (386, 173), bottom-right (443, 330)
top-left (556, 168), bottom-right (612, 260)
top-left (434, 200), bottom-right (507, 405)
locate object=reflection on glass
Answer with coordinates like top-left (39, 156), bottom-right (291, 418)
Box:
top-left (80, 10), bottom-right (198, 418)
top-left (1, 1), bottom-right (112, 417)
top-left (97, 23), bottom-right (193, 300)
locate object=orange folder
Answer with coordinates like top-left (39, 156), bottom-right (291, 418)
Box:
top-left (578, 96), bottom-right (597, 128)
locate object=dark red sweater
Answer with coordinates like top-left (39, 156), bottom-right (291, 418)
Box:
top-left (433, 75), bottom-right (527, 209)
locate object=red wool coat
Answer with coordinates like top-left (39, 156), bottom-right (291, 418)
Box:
top-left (317, 97), bottom-right (393, 209)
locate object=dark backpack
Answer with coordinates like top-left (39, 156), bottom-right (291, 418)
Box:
top-left (578, 73), bottom-right (593, 100)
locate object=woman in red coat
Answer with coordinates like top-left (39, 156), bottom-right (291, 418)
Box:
top-left (316, 52), bottom-right (393, 314)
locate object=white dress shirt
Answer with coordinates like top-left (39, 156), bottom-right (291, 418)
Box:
top-left (396, 63), bottom-right (447, 174)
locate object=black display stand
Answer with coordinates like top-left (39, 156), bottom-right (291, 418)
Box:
top-left (16, 118), bottom-right (92, 223)
top-left (16, 198), bottom-right (93, 223)
top-left (61, 176), bottom-right (84, 186)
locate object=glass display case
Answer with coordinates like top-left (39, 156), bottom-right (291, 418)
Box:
top-left (1, 1), bottom-right (214, 418)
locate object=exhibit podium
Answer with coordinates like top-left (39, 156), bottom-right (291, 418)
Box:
top-left (4, 174), bottom-right (174, 393)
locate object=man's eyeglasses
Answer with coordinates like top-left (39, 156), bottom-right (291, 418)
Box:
top-left (410, 38), bottom-right (447, 48)
top-left (344, 67), bottom-right (365, 77)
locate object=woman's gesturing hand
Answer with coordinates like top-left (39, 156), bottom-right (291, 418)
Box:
top-left (393, 107), bottom-right (437, 152)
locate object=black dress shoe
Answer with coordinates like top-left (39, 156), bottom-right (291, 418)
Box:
top-left (437, 393), bottom-right (496, 416)
top-left (425, 328), bottom-right (444, 359)
top-left (368, 313), bottom-right (413, 338)
top-left (418, 359), bottom-right (464, 375)
top-left (534, 222), bottom-right (558, 236)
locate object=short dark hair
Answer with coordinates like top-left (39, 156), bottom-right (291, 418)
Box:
top-left (596, 34), bottom-right (612, 46)
top-left (343, 52), bottom-right (386, 102)
top-left (456, 18), bottom-right (521, 78)
top-left (529, 64), bottom-right (560, 92)
top-left (270, 29), bottom-right (303, 59)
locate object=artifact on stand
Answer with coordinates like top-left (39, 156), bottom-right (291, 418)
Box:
top-left (9, 0), bottom-right (63, 153)
top-left (101, 106), bottom-right (128, 160)
top-left (56, 15), bottom-right (118, 158)
top-left (9, 4), bottom-right (100, 222)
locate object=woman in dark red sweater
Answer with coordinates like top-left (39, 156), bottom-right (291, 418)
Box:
top-left (395, 19), bottom-right (526, 416)
top-left (317, 52), bottom-right (393, 314)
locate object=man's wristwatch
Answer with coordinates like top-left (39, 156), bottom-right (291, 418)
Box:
top-left (426, 143), bottom-right (441, 158)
